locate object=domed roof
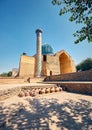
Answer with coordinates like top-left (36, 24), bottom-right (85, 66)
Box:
top-left (42, 43), bottom-right (54, 55)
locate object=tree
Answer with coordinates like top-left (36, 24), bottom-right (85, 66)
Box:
top-left (76, 64), bottom-right (81, 71)
top-left (76, 58), bottom-right (92, 71)
top-left (7, 71), bottom-right (12, 77)
top-left (0, 71), bottom-right (12, 77)
top-left (52, 0), bottom-right (92, 43)
top-left (0, 72), bottom-right (8, 77)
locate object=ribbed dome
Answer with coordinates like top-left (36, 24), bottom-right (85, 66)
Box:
top-left (42, 44), bottom-right (54, 55)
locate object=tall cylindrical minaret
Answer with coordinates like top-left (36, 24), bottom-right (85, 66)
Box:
top-left (35, 29), bottom-right (42, 77)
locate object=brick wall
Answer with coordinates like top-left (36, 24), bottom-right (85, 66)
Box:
top-left (43, 50), bottom-right (76, 76)
top-left (44, 70), bottom-right (92, 95)
top-left (19, 55), bottom-right (35, 77)
top-left (45, 55), bottom-right (60, 75)
top-left (45, 70), bottom-right (92, 81)
top-left (0, 77), bottom-right (24, 84)
top-left (58, 82), bottom-right (92, 95)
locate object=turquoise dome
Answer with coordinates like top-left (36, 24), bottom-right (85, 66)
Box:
top-left (42, 44), bottom-right (54, 55)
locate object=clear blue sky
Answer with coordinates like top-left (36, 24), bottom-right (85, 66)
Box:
top-left (0, 0), bottom-right (92, 73)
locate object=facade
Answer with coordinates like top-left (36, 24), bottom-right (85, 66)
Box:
top-left (19, 29), bottom-right (76, 77)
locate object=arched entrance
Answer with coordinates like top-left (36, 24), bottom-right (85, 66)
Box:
top-left (59, 52), bottom-right (71, 74)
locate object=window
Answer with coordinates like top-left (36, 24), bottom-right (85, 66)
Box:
top-left (43, 55), bottom-right (46, 61)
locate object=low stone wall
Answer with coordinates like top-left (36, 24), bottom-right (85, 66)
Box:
top-left (0, 85), bottom-right (34, 100)
top-left (44, 70), bottom-right (92, 95)
top-left (59, 82), bottom-right (92, 95)
top-left (44, 82), bottom-right (92, 95)
top-left (45, 70), bottom-right (92, 81)
top-left (0, 87), bottom-right (21, 100)
top-left (0, 84), bottom-right (57, 100)
top-left (0, 77), bottom-right (25, 84)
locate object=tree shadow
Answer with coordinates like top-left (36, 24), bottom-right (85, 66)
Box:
top-left (0, 96), bottom-right (92, 130)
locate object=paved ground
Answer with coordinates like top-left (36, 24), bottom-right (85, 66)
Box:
top-left (0, 82), bottom-right (92, 129)
top-left (0, 91), bottom-right (92, 130)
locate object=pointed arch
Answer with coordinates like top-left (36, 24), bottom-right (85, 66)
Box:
top-left (59, 52), bottom-right (71, 74)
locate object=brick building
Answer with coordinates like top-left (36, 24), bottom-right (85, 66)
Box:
top-left (19, 29), bottom-right (76, 77)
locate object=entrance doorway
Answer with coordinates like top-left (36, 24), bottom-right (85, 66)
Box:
top-left (50, 71), bottom-right (52, 76)
top-left (59, 52), bottom-right (71, 74)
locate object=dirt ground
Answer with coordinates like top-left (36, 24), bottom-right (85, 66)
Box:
top-left (0, 91), bottom-right (92, 130)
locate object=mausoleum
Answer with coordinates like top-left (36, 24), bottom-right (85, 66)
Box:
top-left (19, 29), bottom-right (76, 77)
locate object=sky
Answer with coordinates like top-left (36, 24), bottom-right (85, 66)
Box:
top-left (0, 0), bottom-right (92, 74)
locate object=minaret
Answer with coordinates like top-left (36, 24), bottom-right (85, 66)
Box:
top-left (35, 29), bottom-right (42, 77)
